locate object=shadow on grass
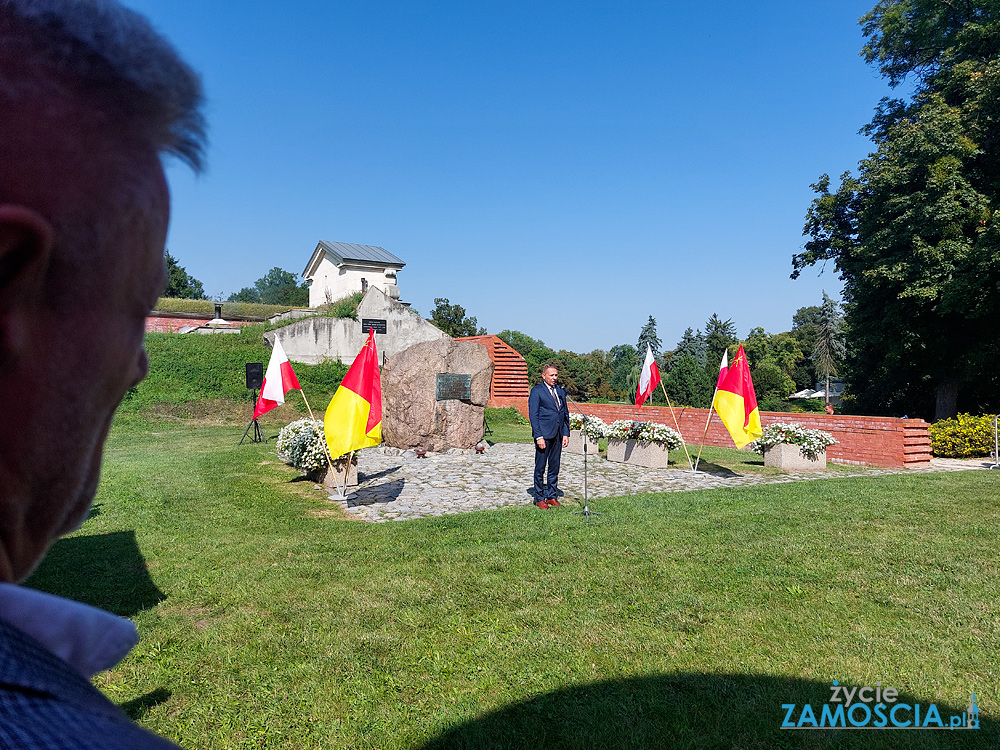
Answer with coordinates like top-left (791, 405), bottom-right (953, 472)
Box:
top-left (120, 688), bottom-right (171, 720)
top-left (416, 673), bottom-right (994, 750)
top-left (26, 530), bottom-right (166, 617)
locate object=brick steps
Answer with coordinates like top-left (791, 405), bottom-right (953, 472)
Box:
top-left (455, 335), bottom-right (529, 403)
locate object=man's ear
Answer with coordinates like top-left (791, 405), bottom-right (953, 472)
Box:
top-left (0, 205), bottom-right (54, 357)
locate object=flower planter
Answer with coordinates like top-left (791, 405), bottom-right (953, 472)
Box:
top-left (567, 430), bottom-right (601, 457)
top-left (606, 438), bottom-right (671, 468)
top-left (763, 443), bottom-right (826, 471)
top-left (318, 454), bottom-right (359, 488)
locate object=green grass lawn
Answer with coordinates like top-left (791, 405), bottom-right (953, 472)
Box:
top-left (26, 416), bottom-right (999, 749)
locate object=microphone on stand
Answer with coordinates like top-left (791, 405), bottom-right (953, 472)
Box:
top-left (566, 397), bottom-right (603, 522)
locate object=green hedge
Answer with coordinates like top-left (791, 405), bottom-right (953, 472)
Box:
top-left (122, 327), bottom-right (347, 415)
top-left (930, 413), bottom-right (999, 458)
top-left (485, 406), bottom-right (528, 425)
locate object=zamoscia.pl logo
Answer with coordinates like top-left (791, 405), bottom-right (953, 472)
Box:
top-left (782, 681), bottom-right (979, 730)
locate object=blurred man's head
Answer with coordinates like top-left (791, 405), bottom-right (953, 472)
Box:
top-left (0, 0), bottom-right (205, 582)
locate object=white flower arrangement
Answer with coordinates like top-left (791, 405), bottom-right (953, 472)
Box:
top-left (749, 422), bottom-right (836, 461)
top-left (605, 420), bottom-right (683, 450)
top-left (568, 413), bottom-right (608, 439)
top-left (276, 418), bottom-right (328, 473)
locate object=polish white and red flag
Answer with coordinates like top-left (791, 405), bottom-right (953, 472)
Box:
top-left (715, 350), bottom-right (729, 388)
top-left (252, 338), bottom-right (301, 419)
top-left (635, 343), bottom-right (661, 408)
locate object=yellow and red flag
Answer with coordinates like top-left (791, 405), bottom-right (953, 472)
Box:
top-left (712, 344), bottom-right (762, 449)
top-left (324, 330), bottom-right (382, 459)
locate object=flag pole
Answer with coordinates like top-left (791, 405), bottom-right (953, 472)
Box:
top-left (693, 349), bottom-right (733, 472)
top-left (657, 382), bottom-right (693, 470)
top-left (299, 386), bottom-right (348, 498)
top-left (343, 450), bottom-right (355, 490)
top-left (693, 395), bottom-right (718, 473)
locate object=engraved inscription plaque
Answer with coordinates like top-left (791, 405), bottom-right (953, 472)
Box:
top-left (361, 318), bottom-right (387, 334)
top-left (436, 373), bottom-right (472, 401)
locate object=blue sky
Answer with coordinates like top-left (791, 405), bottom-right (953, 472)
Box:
top-left (127, 0), bottom-right (896, 353)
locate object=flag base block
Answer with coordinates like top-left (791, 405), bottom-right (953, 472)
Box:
top-left (320, 456), bottom-right (358, 488)
top-left (327, 490), bottom-right (358, 501)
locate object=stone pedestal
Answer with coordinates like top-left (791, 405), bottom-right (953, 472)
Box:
top-left (320, 454), bottom-right (358, 488)
top-left (606, 438), bottom-right (671, 468)
top-left (382, 338), bottom-right (493, 451)
top-left (763, 444), bottom-right (827, 471)
top-left (567, 430), bottom-right (601, 457)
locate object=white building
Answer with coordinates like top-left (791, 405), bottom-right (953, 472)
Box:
top-left (302, 241), bottom-right (404, 308)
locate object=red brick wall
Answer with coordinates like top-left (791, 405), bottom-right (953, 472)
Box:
top-left (494, 397), bottom-right (931, 468)
top-left (146, 316), bottom-right (256, 333)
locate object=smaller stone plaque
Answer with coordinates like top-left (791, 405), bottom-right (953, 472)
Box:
top-left (436, 373), bottom-right (472, 401)
top-left (362, 318), bottom-right (387, 334)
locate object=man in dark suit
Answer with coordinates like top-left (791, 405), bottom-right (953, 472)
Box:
top-left (528, 364), bottom-right (571, 509)
top-left (0, 1), bottom-right (204, 746)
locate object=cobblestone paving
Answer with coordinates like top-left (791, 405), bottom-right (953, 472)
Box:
top-left (326, 445), bottom-right (994, 523)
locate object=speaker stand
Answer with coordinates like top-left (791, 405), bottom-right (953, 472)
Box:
top-left (239, 389), bottom-right (266, 444)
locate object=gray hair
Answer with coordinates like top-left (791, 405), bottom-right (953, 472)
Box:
top-left (0, 0), bottom-right (206, 171)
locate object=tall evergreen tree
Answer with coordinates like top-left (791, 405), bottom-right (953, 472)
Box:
top-left (673, 327), bottom-right (707, 368)
top-left (704, 313), bottom-right (738, 372)
top-left (636, 316), bottom-right (661, 357)
top-left (812, 292), bottom-right (846, 403)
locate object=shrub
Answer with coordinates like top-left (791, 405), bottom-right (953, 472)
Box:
top-left (276, 419), bottom-right (328, 473)
top-left (319, 291), bottom-right (365, 320)
top-left (748, 423), bottom-right (836, 461)
top-left (930, 413), bottom-right (999, 458)
top-left (605, 420), bottom-right (682, 449)
top-left (485, 407), bottom-right (528, 425)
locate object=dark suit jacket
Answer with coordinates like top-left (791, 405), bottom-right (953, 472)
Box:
top-left (0, 619), bottom-right (180, 749)
top-left (528, 383), bottom-right (570, 441)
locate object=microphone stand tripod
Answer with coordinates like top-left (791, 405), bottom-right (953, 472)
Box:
top-left (567, 398), bottom-right (602, 522)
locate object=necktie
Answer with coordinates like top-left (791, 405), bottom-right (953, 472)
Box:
top-left (550, 386), bottom-right (560, 409)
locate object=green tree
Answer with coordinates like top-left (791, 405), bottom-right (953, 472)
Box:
top-left (607, 344), bottom-right (638, 400)
top-left (636, 315), bottom-right (661, 357)
top-left (662, 354), bottom-right (713, 408)
top-left (229, 267), bottom-right (308, 306)
top-left (812, 292), bottom-right (846, 403)
top-left (752, 359), bottom-right (797, 407)
top-left (673, 327), bottom-right (707, 368)
top-left (790, 305), bottom-right (822, 388)
top-left (164, 251), bottom-right (206, 300)
top-left (497, 330), bottom-right (545, 356)
top-left (429, 298), bottom-right (486, 337)
top-left (794, 0), bottom-right (1000, 418)
top-left (228, 286), bottom-right (260, 303)
top-left (704, 314), bottom-right (738, 373)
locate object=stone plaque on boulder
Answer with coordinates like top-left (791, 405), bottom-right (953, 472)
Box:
top-left (382, 339), bottom-right (493, 451)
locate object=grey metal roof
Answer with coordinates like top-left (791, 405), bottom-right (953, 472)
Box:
top-left (318, 241), bottom-right (405, 267)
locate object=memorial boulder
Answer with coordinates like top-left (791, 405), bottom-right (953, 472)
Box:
top-left (382, 339), bottom-right (492, 451)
